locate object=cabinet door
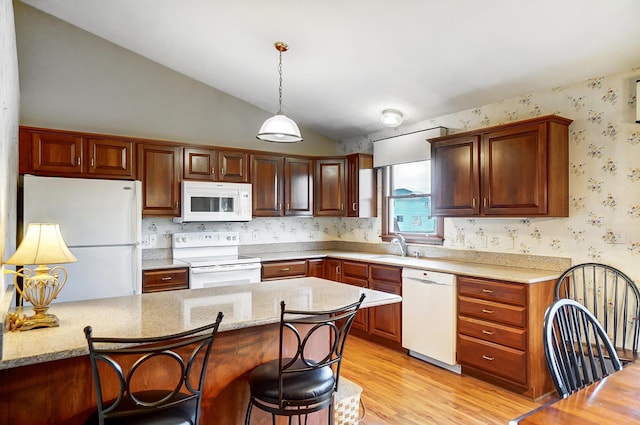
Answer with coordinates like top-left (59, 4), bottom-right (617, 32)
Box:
top-left (218, 151), bottom-right (249, 182)
top-left (31, 131), bottom-right (83, 175)
top-left (284, 157), bottom-right (313, 217)
top-left (481, 122), bottom-right (548, 216)
top-left (324, 258), bottom-right (342, 282)
top-left (369, 280), bottom-right (402, 343)
top-left (314, 158), bottom-right (347, 216)
top-left (183, 147), bottom-right (216, 180)
top-left (137, 144), bottom-right (181, 216)
top-left (341, 260), bottom-right (369, 333)
top-left (251, 154), bottom-right (284, 217)
top-left (307, 259), bottom-right (325, 278)
top-left (431, 135), bottom-right (480, 216)
top-left (86, 138), bottom-right (134, 178)
top-left (346, 154), bottom-right (376, 217)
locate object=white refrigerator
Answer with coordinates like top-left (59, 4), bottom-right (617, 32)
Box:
top-left (22, 174), bottom-right (142, 303)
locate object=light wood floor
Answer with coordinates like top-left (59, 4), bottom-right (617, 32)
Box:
top-left (340, 337), bottom-right (546, 425)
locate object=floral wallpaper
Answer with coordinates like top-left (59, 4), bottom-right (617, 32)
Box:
top-left (142, 66), bottom-right (640, 282)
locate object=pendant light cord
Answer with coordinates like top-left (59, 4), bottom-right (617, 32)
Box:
top-left (277, 48), bottom-right (283, 114)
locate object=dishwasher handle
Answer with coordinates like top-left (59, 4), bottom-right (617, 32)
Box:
top-left (405, 276), bottom-right (452, 286)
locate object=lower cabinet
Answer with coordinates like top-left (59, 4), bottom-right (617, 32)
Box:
top-left (261, 260), bottom-right (307, 281)
top-left (330, 259), bottom-right (403, 350)
top-left (142, 267), bottom-right (189, 293)
top-left (456, 275), bottom-right (555, 399)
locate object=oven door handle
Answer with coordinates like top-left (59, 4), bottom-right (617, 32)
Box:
top-left (191, 263), bottom-right (262, 274)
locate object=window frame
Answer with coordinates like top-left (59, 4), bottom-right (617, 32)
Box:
top-left (380, 164), bottom-right (444, 245)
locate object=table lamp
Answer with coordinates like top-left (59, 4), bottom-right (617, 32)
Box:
top-left (4, 223), bottom-right (77, 331)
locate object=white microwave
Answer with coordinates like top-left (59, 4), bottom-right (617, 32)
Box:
top-left (174, 181), bottom-right (252, 222)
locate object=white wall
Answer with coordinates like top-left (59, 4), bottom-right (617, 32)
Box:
top-left (14, 2), bottom-right (337, 156)
top-left (1, 0), bottom-right (20, 299)
top-left (340, 66), bottom-right (640, 282)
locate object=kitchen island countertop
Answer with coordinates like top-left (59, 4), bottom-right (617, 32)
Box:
top-left (0, 277), bottom-right (399, 370)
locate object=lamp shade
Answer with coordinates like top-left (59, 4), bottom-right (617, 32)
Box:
top-left (6, 223), bottom-right (77, 265)
top-left (381, 109), bottom-right (404, 128)
top-left (257, 113), bottom-right (303, 143)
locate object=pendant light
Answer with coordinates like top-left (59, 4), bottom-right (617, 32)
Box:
top-left (257, 42), bottom-right (303, 143)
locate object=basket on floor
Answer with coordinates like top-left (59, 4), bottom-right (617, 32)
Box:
top-left (334, 377), bottom-right (366, 425)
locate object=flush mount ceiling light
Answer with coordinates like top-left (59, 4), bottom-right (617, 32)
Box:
top-left (381, 109), bottom-right (404, 128)
top-left (257, 42), bottom-right (303, 143)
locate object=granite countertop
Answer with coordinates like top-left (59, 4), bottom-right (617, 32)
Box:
top-left (142, 258), bottom-right (190, 270)
top-left (256, 250), bottom-right (562, 284)
top-left (0, 277), bottom-right (400, 370)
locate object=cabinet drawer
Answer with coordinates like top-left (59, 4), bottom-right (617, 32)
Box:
top-left (262, 260), bottom-right (307, 280)
top-left (458, 316), bottom-right (527, 350)
top-left (342, 260), bottom-right (368, 280)
top-left (143, 268), bottom-right (189, 293)
top-left (458, 296), bottom-right (526, 327)
top-left (458, 276), bottom-right (526, 306)
top-left (369, 264), bottom-right (401, 284)
top-left (457, 334), bottom-right (527, 386)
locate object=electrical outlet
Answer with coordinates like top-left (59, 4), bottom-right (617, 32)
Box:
top-left (142, 235), bottom-right (150, 246)
top-left (149, 234), bottom-right (157, 245)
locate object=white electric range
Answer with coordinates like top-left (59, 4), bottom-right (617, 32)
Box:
top-left (172, 231), bottom-right (261, 288)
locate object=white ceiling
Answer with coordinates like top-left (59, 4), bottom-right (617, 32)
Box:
top-left (19, 0), bottom-right (640, 141)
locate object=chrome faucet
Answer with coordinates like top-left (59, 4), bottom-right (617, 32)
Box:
top-left (390, 234), bottom-right (408, 257)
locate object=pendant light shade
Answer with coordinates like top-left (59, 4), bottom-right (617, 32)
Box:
top-left (257, 42), bottom-right (303, 143)
top-left (257, 113), bottom-right (302, 143)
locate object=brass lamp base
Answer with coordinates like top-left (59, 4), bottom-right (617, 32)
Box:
top-left (5, 310), bottom-right (60, 331)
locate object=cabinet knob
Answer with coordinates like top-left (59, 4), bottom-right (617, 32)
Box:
top-left (280, 268), bottom-right (290, 271)
top-left (472, 198), bottom-right (476, 208)
top-left (483, 198), bottom-right (488, 208)
top-left (161, 276), bottom-right (172, 281)
top-left (482, 329), bottom-right (494, 335)
top-left (90, 158), bottom-right (94, 167)
top-left (482, 288), bottom-right (494, 294)
top-left (482, 355), bottom-right (495, 361)
top-left (481, 309), bottom-right (494, 314)
top-left (211, 167), bottom-right (215, 175)
top-left (77, 157), bottom-right (81, 166)
top-left (352, 202), bottom-right (357, 211)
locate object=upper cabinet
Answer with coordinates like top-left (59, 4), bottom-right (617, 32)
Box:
top-left (314, 158), bottom-right (347, 216)
top-left (346, 153), bottom-right (377, 218)
top-left (251, 154), bottom-right (314, 217)
top-left (429, 115), bottom-right (572, 217)
top-left (20, 128), bottom-right (134, 179)
top-left (183, 147), bottom-right (248, 182)
top-left (137, 143), bottom-right (182, 216)
top-left (314, 154), bottom-right (376, 217)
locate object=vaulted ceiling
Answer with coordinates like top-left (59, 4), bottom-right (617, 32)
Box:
top-left (19, 0), bottom-right (640, 141)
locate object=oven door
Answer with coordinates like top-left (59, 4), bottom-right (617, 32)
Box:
top-left (190, 263), bottom-right (262, 288)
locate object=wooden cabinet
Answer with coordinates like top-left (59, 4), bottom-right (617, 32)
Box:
top-left (261, 260), bottom-right (307, 280)
top-left (142, 267), bottom-right (189, 293)
top-left (251, 154), bottom-right (283, 217)
top-left (429, 115), bottom-right (572, 217)
top-left (251, 155), bottom-right (313, 217)
top-left (456, 275), bottom-right (555, 399)
top-left (183, 148), bottom-right (248, 182)
top-left (307, 258), bottom-right (325, 278)
top-left (284, 157), bottom-right (313, 217)
top-left (137, 143), bottom-right (182, 216)
top-left (346, 154), bottom-right (376, 218)
top-left (314, 158), bottom-right (347, 216)
top-left (20, 128), bottom-right (134, 178)
top-left (341, 260), bottom-right (370, 333)
top-left (325, 259), bottom-right (402, 349)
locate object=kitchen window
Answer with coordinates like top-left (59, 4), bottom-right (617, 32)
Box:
top-left (381, 160), bottom-right (444, 245)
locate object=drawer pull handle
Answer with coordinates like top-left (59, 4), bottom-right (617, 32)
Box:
top-left (161, 277), bottom-right (172, 281)
top-left (482, 329), bottom-right (494, 335)
top-left (482, 289), bottom-right (494, 293)
top-left (482, 355), bottom-right (495, 361)
top-left (482, 309), bottom-right (494, 314)
top-left (280, 268), bottom-right (291, 271)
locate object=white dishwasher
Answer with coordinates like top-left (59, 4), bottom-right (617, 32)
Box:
top-left (402, 267), bottom-right (461, 374)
